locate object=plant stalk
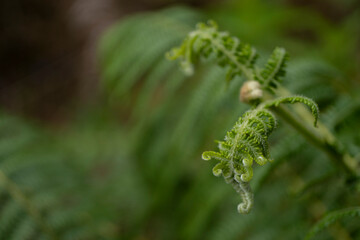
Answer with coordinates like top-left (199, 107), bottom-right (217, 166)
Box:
top-left (272, 104), bottom-right (359, 178)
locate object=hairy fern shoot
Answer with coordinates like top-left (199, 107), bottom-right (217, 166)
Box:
top-left (201, 95), bottom-right (319, 214)
top-left (202, 108), bottom-right (276, 213)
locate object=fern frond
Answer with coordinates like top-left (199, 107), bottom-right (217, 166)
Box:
top-left (304, 207), bottom-right (360, 240)
top-left (202, 109), bottom-right (276, 213)
top-left (256, 47), bottom-right (289, 90)
top-left (0, 114), bottom-right (103, 239)
top-left (0, 170), bottom-right (57, 240)
top-left (167, 21), bottom-right (325, 214)
top-left (167, 21), bottom-right (292, 92)
top-left (262, 95), bottom-right (319, 127)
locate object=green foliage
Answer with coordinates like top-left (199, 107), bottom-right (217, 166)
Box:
top-left (305, 207), bottom-right (360, 240)
top-left (101, 4), bottom-right (360, 239)
top-left (97, 5), bottom-right (359, 239)
top-left (1, 2), bottom-right (359, 239)
top-left (169, 20), bottom-right (322, 214)
top-left (0, 115), bottom-right (98, 240)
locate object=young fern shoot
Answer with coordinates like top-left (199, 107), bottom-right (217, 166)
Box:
top-left (201, 99), bottom-right (318, 214)
top-left (166, 20), bottom-right (289, 91)
top-left (202, 108), bottom-right (277, 213)
top-left (167, 21), bottom-right (319, 214)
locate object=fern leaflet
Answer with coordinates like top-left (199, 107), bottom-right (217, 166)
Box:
top-left (256, 47), bottom-right (289, 90)
top-left (261, 95), bottom-right (319, 127)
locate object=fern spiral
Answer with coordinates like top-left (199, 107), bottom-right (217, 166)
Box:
top-left (202, 97), bottom-right (318, 213)
top-left (202, 108), bottom-right (276, 213)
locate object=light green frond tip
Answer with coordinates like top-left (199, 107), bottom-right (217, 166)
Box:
top-left (166, 20), bottom-right (258, 81)
top-left (305, 207), bottom-right (360, 240)
top-left (256, 47), bottom-right (289, 90)
top-left (262, 95), bottom-right (319, 127)
top-left (166, 20), bottom-right (219, 76)
top-left (202, 109), bottom-right (277, 214)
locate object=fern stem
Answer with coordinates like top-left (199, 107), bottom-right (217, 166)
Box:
top-left (272, 105), bottom-right (359, 178)
top-left (225, 176), bottom-right (253, 214)
top-left (268, 87), bottom-right (360, 178)
top-left (0, 169), bottom-right (58, 240)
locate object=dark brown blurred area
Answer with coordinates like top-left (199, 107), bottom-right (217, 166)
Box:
top-left (0, 0), bottom-right (79, 123)
top-left (0, 0), bottom-right (217, 124)
top-left (0, 0), bottom-right (358, 124)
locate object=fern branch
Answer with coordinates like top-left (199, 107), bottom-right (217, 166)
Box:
top-left (261, 95), bottom-right (319, 127)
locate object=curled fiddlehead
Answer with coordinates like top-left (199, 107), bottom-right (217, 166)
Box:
top-left (202, 96), bottom-right (318, 214)
top-left (202, 108), bottom-right (276, 213)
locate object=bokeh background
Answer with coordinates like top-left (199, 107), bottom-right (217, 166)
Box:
top-left (0, 0), bottom-right (360, 239)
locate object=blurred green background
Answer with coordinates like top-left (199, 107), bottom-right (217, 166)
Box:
top-left (0, 0), bottom-right (360, 239)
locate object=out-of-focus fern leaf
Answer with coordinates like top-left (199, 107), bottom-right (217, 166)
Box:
top-left (99, 6), bottom-right (202, 100)
top-left (0, 114), bottom-right (101, 240)
top-left (322, 95), bottom-right (360, 130)
top-left (305, 207), bottom-right (360, 240)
